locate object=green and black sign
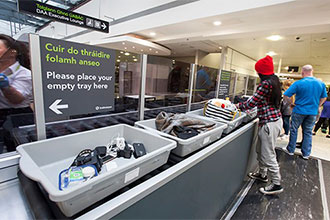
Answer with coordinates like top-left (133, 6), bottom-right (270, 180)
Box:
top-left (18, 0), bottom-right (109, 33)
top-left (218, 70), bottom-right (232, 99)
top-left (39, 36), bottom-right (115, 119)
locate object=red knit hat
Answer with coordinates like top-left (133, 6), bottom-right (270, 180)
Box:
top-left (255, 55), bottom-right (274, 75)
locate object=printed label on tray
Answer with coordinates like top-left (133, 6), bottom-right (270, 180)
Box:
top-left (125, 167), bottom-right (140, 183)
top-left (203, 136), bottom-right (210, 145)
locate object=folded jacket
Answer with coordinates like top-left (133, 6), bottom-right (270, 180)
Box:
top-left (155, 111), bottom-right (215, 137)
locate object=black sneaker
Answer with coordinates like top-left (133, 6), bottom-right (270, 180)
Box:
top-left (259, 183), bottom-right (283, 195)
top-left (248, 172), bottom-right (268, 182)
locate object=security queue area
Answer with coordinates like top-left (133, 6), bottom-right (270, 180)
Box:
top-left (1, 0), bottom-right (330, 219)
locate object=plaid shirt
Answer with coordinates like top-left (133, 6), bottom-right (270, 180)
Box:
top-left (239, 80), bottom-right (281, 126)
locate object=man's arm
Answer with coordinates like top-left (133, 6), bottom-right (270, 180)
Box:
top-left (1, 86), bottom-right (25, 104)
top-left (283, 95), bottom-right (295, 107)
top-left (319, 97), bottom-right (327, 107)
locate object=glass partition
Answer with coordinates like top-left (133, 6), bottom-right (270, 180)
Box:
top-left (116, 51), bottom-right (141, 112)
top-left (246, 76), bottom-right (257, 96)
top-left (234, 74), bottom-right (248, 97)
top-left (144, 56), bottom-right (190, 109)
top-left (228, 71), bottom-right (237, 101)
top-left (192, 65), bottom-right (218, 103)
top-left (0, 34), bottom-right (35, 155)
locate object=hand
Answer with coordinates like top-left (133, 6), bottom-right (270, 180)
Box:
top-left (0, 73), bottom-right (9, 88)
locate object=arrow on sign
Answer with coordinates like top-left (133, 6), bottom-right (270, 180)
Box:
top-left (101, 22), bottom-right (106, 30)
top-left (49, 99), bottom-right (68, 115)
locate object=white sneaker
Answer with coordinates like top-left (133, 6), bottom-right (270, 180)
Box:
top-left (283, 148), bottom-right (294, 156)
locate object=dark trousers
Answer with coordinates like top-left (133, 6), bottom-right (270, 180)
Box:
top-left (282, 115), bottom-right (291, 135)
top-left (0, 107), bottom-right (33, 153)
top-left (314, 117), bottom-right (330, 134)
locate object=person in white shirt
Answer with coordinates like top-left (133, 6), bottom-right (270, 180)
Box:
top-left (0, 34), bottom-right (33, 152)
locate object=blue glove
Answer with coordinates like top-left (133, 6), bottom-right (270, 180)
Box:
top-left (0, 73), bottom-right (9, 88)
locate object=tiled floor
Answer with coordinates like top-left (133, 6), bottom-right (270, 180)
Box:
top-left (277, 127), bottom-right (330, 161)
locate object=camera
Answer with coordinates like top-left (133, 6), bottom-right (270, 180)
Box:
top-left (295, 36), bottom-right (301, 41)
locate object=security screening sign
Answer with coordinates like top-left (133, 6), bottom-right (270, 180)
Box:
top-left (39, 36), bottom-right (115, 120)
top-left (18, 0), bottom-right (109, 33)
top-left (218, 70), bottom-right (232, 99)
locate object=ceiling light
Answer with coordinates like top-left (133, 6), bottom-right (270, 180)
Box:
top-left (213, 21), bottom-right (222, 26)
top-left (118, 56), bottom-right (121, 58)
top-left (314, 37), bottom-right (327, 42)
top-left (132, 46), bottom-right (135, 49)
top-left (266, 35), bottom-right (282, 41)
top-left (120, 51), bottom-right (124, 54)
top-left (284, 66), bottom-right (289, 70)
top-left (149, 32), bottom-right (156, 36)
top-left (122, 42), bottom-right (125, 45)
top-left (125, 52), bottom-right (130, 56)
top-left (218, 46), bottom-right (222, 49)
top-left (124, 47), bottom-right (127, 50)
top-left (133, 58), bottom-right (138, 62)
top-left (149, 48), bottom-right (152, 51)
top-left (132, 56), bottom-right (135, 58)
top-left (266, 51), bottom-right (277, 56)
top-left (116, 59), bottom-right (120, 62)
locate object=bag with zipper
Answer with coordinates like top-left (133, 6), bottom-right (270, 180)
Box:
top-left (204, 99), bottom-right (241, 122)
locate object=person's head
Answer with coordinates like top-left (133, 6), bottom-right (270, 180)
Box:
top-left (255, 55), bottom-right (282, 108)
top-left (0, 34), bottom-right (30, 71)
top-left (255, 55), bottom-right (274, 77)
top-left (282, 79), bottom-right (293, 91)
top-left (301, 64), bottom-right (313, 78)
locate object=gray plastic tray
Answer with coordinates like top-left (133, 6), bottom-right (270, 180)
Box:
top-left (17, 124), bottom-right (176, 217)
top-left (135, 115), bottom-right (227, 157)
top-left (243, 107), bottom-right (257, 123)
top-left (186, 109), bottom-right (246, 134)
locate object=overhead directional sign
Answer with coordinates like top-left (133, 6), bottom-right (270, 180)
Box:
top-left (18, 0), bottom-right (109, 33)
top-left (38, 36), bottom-right (116, 120)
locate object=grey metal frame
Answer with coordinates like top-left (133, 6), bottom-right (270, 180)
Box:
top-left (216, 46), bottom-right (227, 98)
top-left (244, 75), bottom-right (249, 96)
top-left (138, 54), bottom-right (148, 120)
top-left (232, 71), bottom-right (238, 100)
top-left (29, 34), bottom-right (46, 140)
top-left (186, 63), bottom-right (196, 112)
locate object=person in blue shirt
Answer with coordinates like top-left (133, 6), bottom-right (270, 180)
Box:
top-left (195, 67), bottom-right (212, 101)
top-left (283, 65), bottom-right (327, 159)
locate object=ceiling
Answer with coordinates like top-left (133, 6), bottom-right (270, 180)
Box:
top-left (131, 0), bottom-right (330, 74)
top-left (91, 36), bottom-right (171, 56)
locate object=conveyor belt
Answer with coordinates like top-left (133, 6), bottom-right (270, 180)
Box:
top-left (15, 102), bottom-right (258, 218)
top-left (17, 119), bottom-right (253, 219)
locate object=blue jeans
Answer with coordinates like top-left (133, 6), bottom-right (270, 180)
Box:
top-left (282, 115), bottom-right (291, 135)
top-left (287, 112), bottom-right (316, 157)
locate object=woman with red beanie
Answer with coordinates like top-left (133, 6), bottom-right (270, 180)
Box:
top-left (237, 55), bottom-right (283, 195)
